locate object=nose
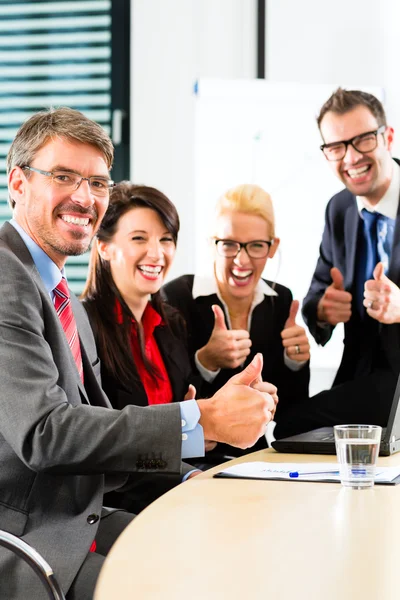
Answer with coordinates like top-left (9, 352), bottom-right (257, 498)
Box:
top-left (233, 246), bottom-right (250, 265)
top-left (70, 178), bottom-right (95, 206)
top-left (343, 142), bottom-right (363, 164)
top-left (146, 239), bottom-right (163, 260)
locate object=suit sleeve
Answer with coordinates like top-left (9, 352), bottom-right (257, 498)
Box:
top-left (0, 250), bottom-right (183, 476)
top-left (302, 199), bottom-right (336, 346)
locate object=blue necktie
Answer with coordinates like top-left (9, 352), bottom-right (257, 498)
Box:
top-left (357, 209), bottom-right (394, 315)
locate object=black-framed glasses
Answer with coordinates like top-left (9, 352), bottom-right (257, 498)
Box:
top-left (320, 125), bottom-right (386, 161)
top-left (214, 238), bottom-right (274, 259)
top-left (22, 166), bottom-right (115, 197)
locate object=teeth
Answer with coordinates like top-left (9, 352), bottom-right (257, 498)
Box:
top-left (232, 269), bottom-right (252, 278)
top-left (138, 266), bottom-right (162, 274)
top-left (348, 165), bottom-right (369, 177)
top-left (61, 215), bottom-right (89, 226)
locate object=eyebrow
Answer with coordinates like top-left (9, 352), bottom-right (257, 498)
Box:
top-left (50, 165), bottom-right (110, 178)
top-left (127, 229), bottom-right (173, 236)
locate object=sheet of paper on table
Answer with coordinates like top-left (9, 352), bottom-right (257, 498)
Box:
top-left (214, 462), bottom-right (400, 484)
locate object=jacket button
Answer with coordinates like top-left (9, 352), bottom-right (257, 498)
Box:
top-left (87, 513), bottom-right (100, 525)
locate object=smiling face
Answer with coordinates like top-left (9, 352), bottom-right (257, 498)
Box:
top-left (319, 105), bottom-right (394, 204)
top-left (9, 137), bottom-right (110, 267)
top-left (213, 210), bottom-right (278, 303)
top-left (98, 206), bottom-right (176, 303)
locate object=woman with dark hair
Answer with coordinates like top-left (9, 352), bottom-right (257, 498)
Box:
top-left (81, 182), bottom-right (199, 511)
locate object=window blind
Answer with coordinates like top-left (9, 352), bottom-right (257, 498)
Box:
top-left (0, 0), bottom-right (112, 294)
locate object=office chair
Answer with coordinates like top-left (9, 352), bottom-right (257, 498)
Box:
top-left (0, 530), bottom-right (66, 600)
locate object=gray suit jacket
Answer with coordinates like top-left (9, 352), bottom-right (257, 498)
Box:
top-left (0, 222), bottom-right (183, 598)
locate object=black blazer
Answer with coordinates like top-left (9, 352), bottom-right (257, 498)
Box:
top-left (162, 274), bottom-right (310, 456)
top-left (302, 159), bottom-right (400, 385)
top-left (83, 300), bottom-right (195, 512)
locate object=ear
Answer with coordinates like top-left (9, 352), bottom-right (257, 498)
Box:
top-left (97, 239), bottom-right (112, 261)
top-left (8, 166), bottom-right (27, 207)
top-left (385, 126), bottom-right (394, 151)
top-left (268, 237), bottom-right (280, 259)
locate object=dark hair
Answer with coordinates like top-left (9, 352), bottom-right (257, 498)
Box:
top-left (7, 106), bottom-right (114, 208)
top-left (317, 88), bottom-right (387, 129)
top-left (81, 182), bottom-right (180, 389)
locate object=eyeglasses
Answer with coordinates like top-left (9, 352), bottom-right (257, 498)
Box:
top-left (214, 238), bottom-right (274, 259)
top-left (22, 166), bottom-right (115, 197)
top-left (320, 125), bottom-right (386, 161)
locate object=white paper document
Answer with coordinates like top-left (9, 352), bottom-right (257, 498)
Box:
top-left (216, 462), bottom-right (400, 483)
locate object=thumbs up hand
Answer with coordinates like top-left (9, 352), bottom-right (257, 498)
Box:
top-left (197, 354), bottom-right (275, 449)
top-left (281, 300), bottom-right (310, 362)
top-left (317, 267), bottom-right (352, 325)
top-left (197, 305), bottom-right (252, 371)
top-left (364, 262), bottom-right (400, 324)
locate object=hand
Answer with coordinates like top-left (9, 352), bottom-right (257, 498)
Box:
top-left (364, 262), bottom-right (400, 324)
top-left (204, 440), bottom-right (218, 452)
top-left (251, 380), bottom-right (278, 419)
top-left (196, 305), bottom-right (251, 371)
top-left (186, 470), bottom-right (202, 480)
top-left (316, 267), bottom-right (352, 325)
top-left (183, 384), bottom-right (196, 401)
top-left (280, 300), bottom-right (310, 362)
top-left (197, 353), bottom-right (274, 449)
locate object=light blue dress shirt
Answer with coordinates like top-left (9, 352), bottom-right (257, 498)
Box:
top-left (9, 219), bottom-right (205, 460)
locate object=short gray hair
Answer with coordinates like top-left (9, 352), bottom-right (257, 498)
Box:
top-left (7, 106), bottom-right (114, 208)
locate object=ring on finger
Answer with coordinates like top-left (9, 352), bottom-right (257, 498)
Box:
top-left (295, 344), bottom-right (301, 355)
top-left (367, 300), bottom-right (375, 310)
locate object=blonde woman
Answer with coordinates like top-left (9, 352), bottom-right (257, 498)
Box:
top-left (162, 184), bottom-right (310, 460)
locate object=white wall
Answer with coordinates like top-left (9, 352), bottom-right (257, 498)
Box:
top-left (131, 0), bottom-right (256, 277)
top-left (265, 0), bottom-right (400, 390)
top-left (266, 0), bottom-right (400, 154)
top-left (130, 0), bottom-right (400, 394)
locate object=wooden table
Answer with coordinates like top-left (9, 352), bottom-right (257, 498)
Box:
top-left (95, 449), bottom-right (400, 599)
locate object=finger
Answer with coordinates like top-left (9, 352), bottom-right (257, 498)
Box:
top-left (324, 288), bottom-right (352, 303)
top-left (281, 335), bottom-right (309, 348)
top-left (330, 267), bottom-right (344, 290)
top-left (212, 304), bottom-right (227, 331)
top-left (235, 338), bottom-right (252, 350)
top-left (373, 262), bottom-right (385, 282)
top-left (281, 324), bottom-right (306, 340)
top-left (251, 381), bottom-right (277, 396)
top-left (287, 344), bottom-right (310, 357)
top-left (284, 299), bottom-right (299, 329)
top-left (229, 352), bottom-right (263, 386)
top-left (183, 384), bottom-right (196, 401)
top-left (231, 329), bottom-right (251, 340)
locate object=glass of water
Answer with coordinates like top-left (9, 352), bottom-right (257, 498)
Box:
top-left (334, 425), bottom-right (382, 489)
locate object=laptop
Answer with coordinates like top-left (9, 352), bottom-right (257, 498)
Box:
top-left (271, 374), bottom-right (400, 457)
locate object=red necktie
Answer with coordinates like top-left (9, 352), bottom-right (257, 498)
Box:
top-left (53, 278), bottom-right (84, 383)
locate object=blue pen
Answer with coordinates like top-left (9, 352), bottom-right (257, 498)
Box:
top-left (289, 470), bottom-right (340, 478)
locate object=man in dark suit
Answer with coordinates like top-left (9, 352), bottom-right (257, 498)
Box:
top-left (0, 107), bottom-right (275, 599)
top-left (275, 88), bottom-right (400, 438)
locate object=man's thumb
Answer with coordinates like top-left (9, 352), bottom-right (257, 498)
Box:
top-left (331, 267), bottom-right (344, 290)
top-left (284, 299), bottom-right (299, 328)
top-left (229, 353), bottom-right (263, 386)
top-left (212, 304), bottom-right (227, 330)
top-left (373, 262), bottom-right (386, 282)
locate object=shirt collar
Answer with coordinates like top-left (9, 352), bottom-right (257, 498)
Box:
top-left (192, 274), bottom-right (277, 330)
top-left (192, 274), bottom-right (278, 301)
top-left (9, 219), bottom-right (64, 293)
top-left (356, 159), bottom-right (400, 220)
top-left (115, 298), bottom-right (163, 336)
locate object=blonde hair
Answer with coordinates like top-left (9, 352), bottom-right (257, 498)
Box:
top-left (215, 184), bottom-right (275, 238)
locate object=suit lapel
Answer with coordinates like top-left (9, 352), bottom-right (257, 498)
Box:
top-left (387, 188), bottom-right (400, 285)
top-left (155, 326), bottom-right (187, 401)
top-left (0, 223), bottom-right (98, 406)
top-left (344, 199), bottom-right (361, 290)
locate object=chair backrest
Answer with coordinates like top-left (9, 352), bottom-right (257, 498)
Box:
top-left (0, 530), bottom-right (66, 600)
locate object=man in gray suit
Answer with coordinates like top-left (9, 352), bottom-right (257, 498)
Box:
top-left (0, 107), bottom-right (275, 599)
